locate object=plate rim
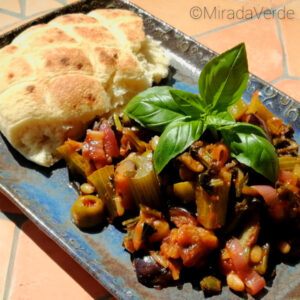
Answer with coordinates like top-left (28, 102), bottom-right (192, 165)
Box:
top-left (0, 0), bottom-right (299, 299)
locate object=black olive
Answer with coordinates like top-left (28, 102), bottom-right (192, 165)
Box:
top-left (283, 125), bottom-right (294, 139)
top-left (133, 255), bottom-right (173, 287)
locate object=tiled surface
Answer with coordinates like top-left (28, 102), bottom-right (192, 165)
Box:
top-left (0, 0), bottom-right (299, 299)
top-left (131, 0), bottom-right (300, 100)
top-left (0, 219), bottom-right (15, 299)
top-left (10, 221), bottom-right (110, 300)
top-left (128, 0), bottom-right (268, 36)
top-left (196, 17), bottom-right (284, 82)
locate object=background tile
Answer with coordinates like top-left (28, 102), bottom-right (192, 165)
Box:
top-left (0, 219), bottom-right (15, 299)
top-left (0, 1), bottom-right (299, 299)
top-left (9, 221), bottom-right (111, 300)
top-left (0, 0), bottom-right (21, 14)
top-left (196, 17), bottom-right (284, 82)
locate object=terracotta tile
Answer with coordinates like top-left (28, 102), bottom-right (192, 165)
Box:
top-left (0, 0), bottom-right (21, 13)
top-left (0, 13), bottom-right (21, 29)
top-left (0, 219), bottom-right (16, 299)
top-left (196, 17), bottom-right (283, 82)
top-left (279, 17), bottom-right (300, 77)
top-left (130, 0), bottom-right (265, 37)
top-left (238, 0), bottom-right (270, 7)
top-left (0, 192), bottom-right (22, 214)
top-left (25, 0), bottom-right (62, 16)
top-left (0, 16), bottom-right (41, 35)
top-left (10, 221), bottom-right (112, 300)
top-left (270, 0), bottom-right (296, 7)
top-left (241, 0), bottom-right (294, 7)
top-left (286, 0), bottom-right (300, 19)
top-left (274, 79), bottom-right (300, 102)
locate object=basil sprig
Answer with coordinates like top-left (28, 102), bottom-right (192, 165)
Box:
top-left (124, 43), bottom-right (279, 182)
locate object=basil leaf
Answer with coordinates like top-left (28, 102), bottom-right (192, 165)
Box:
top-left (169, 89), bottom-right (207, 117)
top-left (222, 122), bottom-right (267, 139)
top-left (199, 43), bottom-right (249, 112)
top-left (154, 118), bottom-right (205, 173)
top-left (206, 112), bottom-right (235, 130)
top-left (221, 126), bottom-right (278, 182)
top-left (124, 86), bottom-right (185, 132)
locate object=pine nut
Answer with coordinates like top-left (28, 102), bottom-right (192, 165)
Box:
top-left (227, 273), bottom-right (245, 292)
top-left (250, 245), bottom-right (263, 264)
top-left (80, 183), bottom-right (95, 194)
top-left (278, 241), bottom-right (291, 254)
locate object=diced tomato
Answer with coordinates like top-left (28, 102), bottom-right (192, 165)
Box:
top-left (249, 185), bottom-right (286, 220)
top-left (100, 120), bottom-right (120, 158)
top-left (82, 130), bottom-right (106, 169)
top-left (250, 185), bottom-right (278, 205)
top-left (278, 170), bottom-right (297, 185)
top-left (226, 238), bottom-right (266, 295)
top-left (82, 120), bottom-right (119, 169)
top-left (169, 208), bottom-right (198, 228)
top-left (160, 224), bottom-right (218, 267)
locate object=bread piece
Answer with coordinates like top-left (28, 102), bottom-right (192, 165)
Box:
top-left (0, 9), bottom-right (169, 166)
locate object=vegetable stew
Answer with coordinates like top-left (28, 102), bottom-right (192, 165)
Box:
top-left (58, 43), bottom-right (300, 296)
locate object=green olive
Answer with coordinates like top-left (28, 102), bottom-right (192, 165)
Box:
top-left (71, 195), bottom-right (105, 229)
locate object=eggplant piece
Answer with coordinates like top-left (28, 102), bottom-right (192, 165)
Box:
top-left (223, 196), bottom-right (264, 236)
top-left (133, 255), bottom-right (173, 287)
top-left (169, 207), bottom-right (197, 227)
top-left (244, 113), bottom-right (273, 142)
top-left (273, 137), bottom-right (298, 156)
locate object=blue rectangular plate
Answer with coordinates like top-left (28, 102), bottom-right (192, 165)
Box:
top-left (0, 0), bottom-right (299, 299)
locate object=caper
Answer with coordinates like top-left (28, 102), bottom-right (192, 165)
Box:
top-left (71, 195), bottom-right (105, 229)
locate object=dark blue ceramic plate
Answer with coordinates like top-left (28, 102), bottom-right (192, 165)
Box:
top-left (0, 1), bottom-right (299, 299)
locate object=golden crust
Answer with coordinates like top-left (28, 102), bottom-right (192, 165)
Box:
top-left (36, 46), bottom-right (94, 75)
top-left (0, 82), bottom-right (46, 126)
top-left (13, 25), bottom-right (76, 48)
top-left (0, 9), bottom-right (169, 166)
top-left (50, 13), bottom-right (98, 25)
top-left (0, 45), bottom-right (35, 94)
top-left (46, 74), bottom-right (110, 117)
top-left (87, 9), bottom-right (145, 51)
top-left (90, 9), bottom-right (138, 19)
top-left (73, 25), bottom-right (118, 45)
top-left (117, 18), bottom-right (145, 44)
